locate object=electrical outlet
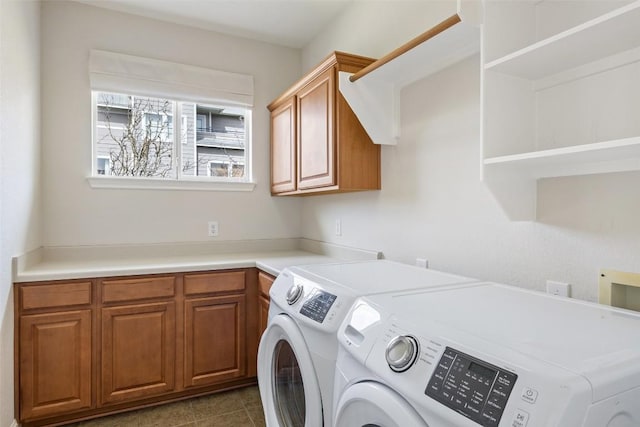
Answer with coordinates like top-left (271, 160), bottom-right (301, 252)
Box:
top-left (416, 258), bottom-right (429, 268)
top-left (546, 280), bottom-right (571, 297)
top-left (335, 219), bottom-right (342, 236)
top-left (208, 221), bottom-right (219, 237)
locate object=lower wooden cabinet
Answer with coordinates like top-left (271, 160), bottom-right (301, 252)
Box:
top-left (101, 301), bottom-right (176, 404)
top-left (19, 310), bottom-right (92, 420)
top-left (257, 271), bottom-right (275, 340)
top-left (15, 268), bottom-right (260, 427)
top-left (184, 295), bottom-right (245, 387)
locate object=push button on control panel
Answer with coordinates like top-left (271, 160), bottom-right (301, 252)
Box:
top-left (521, 387), bottom-right (538, 404)
top-left (425, 347), bottom-right (517, 427)
top-left (511, 408), bottom-right (529, 427)
top-left (299, 289), bottom-right (337, 323)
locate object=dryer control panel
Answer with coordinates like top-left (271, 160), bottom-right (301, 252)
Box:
top-left (425, 347), bottom-right (517, 427)
top-left (299, 289), bottom-right (337, 323)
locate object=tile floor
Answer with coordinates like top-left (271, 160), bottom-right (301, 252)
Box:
top-left (66, 386), bottom-right (265, 427)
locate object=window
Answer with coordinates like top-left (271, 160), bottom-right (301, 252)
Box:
top-left (88, 50), bottom-right (254, 190)
top-left (96, 157), bottom-right (111, 176)
top-left (93, 91), bottom-right (252, 182)
top-left (207, 160), bottom-right (245, 178)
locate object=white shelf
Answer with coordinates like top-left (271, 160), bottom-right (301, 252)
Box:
top-left (485, 0), bottom-right (640, 80)
top-left (483, 137), bottom-right (640, 220)
top-left (482, 0), bottom-right (640, 220)
top-left (484, 137), bottom-right (640, 178)
top-left (339, 1), bottom-right (482, 145)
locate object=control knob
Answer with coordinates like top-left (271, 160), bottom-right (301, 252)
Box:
top-left (286, 283), bottom-right (303, 305)
top-left (385, 335), bottom-right (419, 372)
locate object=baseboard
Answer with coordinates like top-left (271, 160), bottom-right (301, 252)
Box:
top-left (10, 419), bottom-right (19, 427)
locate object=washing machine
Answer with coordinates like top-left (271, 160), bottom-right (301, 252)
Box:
top-left (334, 282), bottom-right (640, 427)
top-left (257, 260), bottom-right (476, 427)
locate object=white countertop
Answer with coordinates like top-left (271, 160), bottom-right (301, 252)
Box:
top-left (13, 239), bottom-right (381, 282)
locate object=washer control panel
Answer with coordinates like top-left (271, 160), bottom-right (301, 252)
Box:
top-left (425, 347), bottom-right (517, 427)
top-left (299, 289), bottom-right (337, 323)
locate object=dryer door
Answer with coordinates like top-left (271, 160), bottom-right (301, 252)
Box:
top-left (334, 381), bottom-right (428, 427)
top-left (258, 314), bottom-right (323, 427)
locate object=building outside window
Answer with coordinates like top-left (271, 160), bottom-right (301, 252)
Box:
top-left (96, 157), bottom-right (111, 176)
top-left (93, 91), bottom-right (250, 181)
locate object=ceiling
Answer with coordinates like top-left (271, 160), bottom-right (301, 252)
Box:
top-left (76, 0), bottom-right (354, 48)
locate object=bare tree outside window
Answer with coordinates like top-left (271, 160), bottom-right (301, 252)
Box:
top-left (97, 93), bottom-right (174, 177)
top-left (94, 91), bottom-right (250, 182)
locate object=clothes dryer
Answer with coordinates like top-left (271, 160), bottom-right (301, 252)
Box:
top-left (257, 260), bottom-right (475, 427)
top-left (334, 282), bottom-right (640, 427)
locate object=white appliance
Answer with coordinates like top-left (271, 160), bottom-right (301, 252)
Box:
top-left (334, 282), bottom-right (640, 427)
top-left (257, 260), bottom-right (476, 427)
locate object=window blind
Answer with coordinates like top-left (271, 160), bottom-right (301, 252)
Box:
top-left (89, 50), bottom-right (253, 106)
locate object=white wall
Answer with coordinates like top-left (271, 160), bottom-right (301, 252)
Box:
top-left (301, 0), bottom-right (640, 302)
top-left (0, 0), bottom-right (42, 424)
top-left (41, 1), bottom-right (302, 247)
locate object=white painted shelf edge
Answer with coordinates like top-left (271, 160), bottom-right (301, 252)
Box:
top-left (482, 137), bottom-right (640, 221)
top-left (338, 3), bottom-right (481, 145)
top-left (484, 0), bottom-right (640, 80)
top-left (484, 137), bottom-right (640, 178)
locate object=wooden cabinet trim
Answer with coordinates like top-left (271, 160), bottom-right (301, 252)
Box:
top-left (101, 276), bottom-right (175, 304)
top-left (183, 271), bottom-right (245, 296)
top-left (20, 281), bottom-right (92, 311)
top-left (268, 51), bottom-right (375, 110)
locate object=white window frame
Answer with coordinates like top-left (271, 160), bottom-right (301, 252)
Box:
top-left (88, 50), bottom-right (255, 192)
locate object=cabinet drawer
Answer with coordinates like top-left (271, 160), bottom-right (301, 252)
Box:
top-left (102, 276), bottom-right (175, 303)
top-left (20, 282), bottom-right (92, 310)
top-left (258, 271), bottom-right (275, 299)
top-left (184, 271), bottom-right (245, 296)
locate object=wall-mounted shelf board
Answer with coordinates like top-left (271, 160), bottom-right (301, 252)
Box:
top-left (339, 1), bottom-right (482, 145)
top-left (482, 0), bottom-right (640, 221)
top-left (485, 0), bottom-right (640, 80)
top-left (483, 137), bottom-right (640, 221)
top-left (484, 137), bottom-right (640, 179)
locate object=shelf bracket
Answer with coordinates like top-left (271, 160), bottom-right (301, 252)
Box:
top-left (337, 1), bottom-right (482, 145)
top-left (338, 71), bottom-right (400, 146)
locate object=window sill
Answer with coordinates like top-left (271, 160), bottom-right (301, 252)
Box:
top-left (87, 176), bottom-right (256, 192)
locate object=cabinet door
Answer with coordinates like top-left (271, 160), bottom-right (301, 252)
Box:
top-left (101, 302), bottom-right (176, 404)
top-left (297, 67), bottom-right (336, 190)
top-left (270, 97), bottom-right (297, 194)
top-left (19, 310), bottom-right (92, 420)
top-left (184, 295), bottom-right (246, 387)
top-left (257, 271), bottom-right (274, 340)
top-left (258, 296), bottom-right (270, 342)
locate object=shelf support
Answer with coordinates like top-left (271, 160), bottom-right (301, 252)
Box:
top-left (338, 1), bottom-right (482, 145)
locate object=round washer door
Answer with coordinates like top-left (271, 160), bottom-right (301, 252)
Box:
top-left (258, 314), bottom-right (323, 427)
top-left (334, 381), bottom-right (428, 427)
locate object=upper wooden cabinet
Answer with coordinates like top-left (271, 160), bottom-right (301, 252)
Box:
top-left (268, 52), bottom-right (381, 195)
